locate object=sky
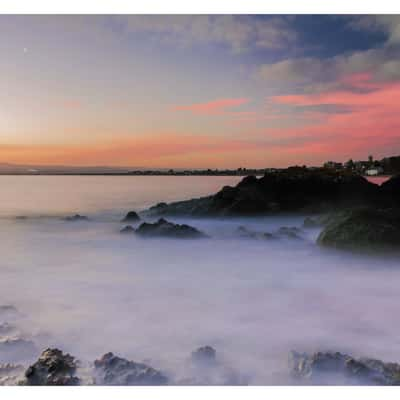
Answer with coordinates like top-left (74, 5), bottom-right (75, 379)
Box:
top-left (1, 15), bottom-right (400, 168)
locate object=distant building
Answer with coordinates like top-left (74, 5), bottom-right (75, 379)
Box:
top-left (365, 167), bottom-right (383, 176)
top-left (324, 161), bottom-right (343, 170)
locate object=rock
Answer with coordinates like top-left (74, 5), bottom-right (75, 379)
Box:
top-left (121, 211), bottom-right (140, 223)
top-left (289, 350), bottom-right (400, 385)
top-left (276, 226), bottom-right (302, 239)
top-left (135, 218), bottom-right (206, 239)
top-left (0, 338), bottom-right (37, 363)
top-left (22, 348), bottom-right (80, 386)
top-left (120, 225), bottom-right (135, 234)
top-left (63, 214), bottom-right (89, 222)
top-left (94, 352), bottom-right (168, 385)
top-left (191, 346), bottom-right (217, 366)
top-left (317, 208), bottom-right (400, 251)
top-left (145, 168), bottom-right (380, 217)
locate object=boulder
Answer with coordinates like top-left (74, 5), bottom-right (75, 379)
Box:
top-left (317, 208), bottom-right (400, 251)
top-left (135, 218), bottom-right (206, 239)
top-left (94, 352), bottom-right (168, 385)
top-left (121, 211), bottom-right (140, 223)
top-left (22, 348), bottom-right (80, 385)
top-left (289, 350), bottom-right (400, 385)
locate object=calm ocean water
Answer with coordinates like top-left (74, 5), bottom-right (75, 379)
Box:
top-left (0, 175), bottom-right (399, 384)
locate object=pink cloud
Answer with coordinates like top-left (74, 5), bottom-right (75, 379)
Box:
top-left (173, 98), bottom-right (250, 115)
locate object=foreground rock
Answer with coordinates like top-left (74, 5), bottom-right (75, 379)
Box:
top-left (135, 218), bottom-right (206, 239)
top-left (289, 350), bottom-right (400, 385)
top-left (317, 208), bottom-right (400, 251)
top-left (121, 211), bottom-right (140, 223)
top-left (146, 168), bottom-right (381, 217)
top-left (21, 348), bottom-right (80, 385)
top-left (94, 352), bottom-right (168, 385)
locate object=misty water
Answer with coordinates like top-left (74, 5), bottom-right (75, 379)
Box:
top-left (1, 175), bottom-right (399, 384)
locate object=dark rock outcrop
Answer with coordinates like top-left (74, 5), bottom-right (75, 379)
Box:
top-left (22, 348), bottom-right (80, 385)
top-left (135, 218), bottom-right (206, 239)
top-left (121, 211), bottom-right (140, 223)
top-left (120, 225), bottom-right (135, 234)
top-left (289, 350), bottom-right (400, 385)
top-left (146, 168), bottom-right (381, 217)
top-left (63, 214), bottom-right (89, 222)
top-left (94, 352), bottom-right (168, 385)
top-left (317, 208), bottom-right (400, 251)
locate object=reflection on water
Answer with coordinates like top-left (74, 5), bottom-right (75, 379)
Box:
top-left (365, 175), bottom-right (391, 185)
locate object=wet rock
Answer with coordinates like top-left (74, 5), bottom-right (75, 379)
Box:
top-left (22, 348), bottom-right (80, 386)
top-left (0, 337), bottom-right (37, 363)
top-left (135, 218), bottom-right (206, 239)
top-left (317, 208), bottom-right (400, 251)
top-left (0, 363), bottom-right (24, 386)
top-left (94, 352), bottom-right (168, 385)
top-left (120, 225), bottom-right (135, 234)
top-left (289, 350), bottom-right (400, 385)
top-left (191, 346), bottom-right (217, 366)
top-left (121, 211), bottom-right (140, 223)
top-left (63, 214), bottom-right (89, 222)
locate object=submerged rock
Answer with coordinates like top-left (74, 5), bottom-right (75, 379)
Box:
top-left (22, 348), bottom-right (80, 386)
top-left (135, 218), bottom-right (206, 239)
top-left (317, 208), bottom-right (400, 251)
top-left (121, 211), bottom-right (140, 223)
top-left (63, 214), bottom-right (89, 222)
top-left (94, 352), bottom-right (168, 385)
top-left (120, 225), bottom-right (135, 234)
top-left (289, 350), bottom-right (400, 385)
top-left (191, 346), bottom-right (217, 366)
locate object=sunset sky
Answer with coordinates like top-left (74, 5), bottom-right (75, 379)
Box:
top-left (2, 15), bottom-right (400, 168)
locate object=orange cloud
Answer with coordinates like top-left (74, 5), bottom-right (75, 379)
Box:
top-left (173, 98), bottom-right (250, 115)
